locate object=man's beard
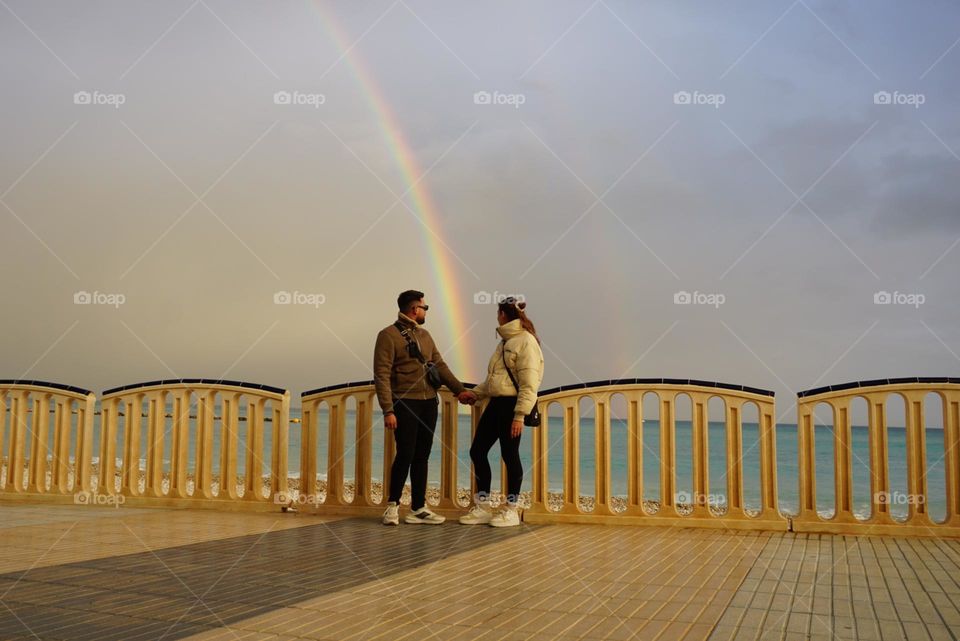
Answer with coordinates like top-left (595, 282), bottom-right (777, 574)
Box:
top-left (416, 317), bottom-right (426, 325)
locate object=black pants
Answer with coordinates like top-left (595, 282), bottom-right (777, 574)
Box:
top-left (388, 397), bottom-right (438, 511)
top-left (469, 396), bottom-right (523, 503)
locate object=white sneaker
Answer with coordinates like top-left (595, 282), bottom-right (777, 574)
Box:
top-left (459, 503), bottom-right (493, 525)
top-left (404, 506), bottom-right (445, 525)
top-left (382, 502), bottom-right (399, 526)
top-left (489, 505), bottom-right (520, 528)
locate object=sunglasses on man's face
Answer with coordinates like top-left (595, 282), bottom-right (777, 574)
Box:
top-left (415, 304), bottom-right (429, 312)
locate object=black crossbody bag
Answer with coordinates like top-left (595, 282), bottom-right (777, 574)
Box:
top-left (395, 322), bottom-right (443, 389)
top-left (501, 341), bottom-right (541, 427)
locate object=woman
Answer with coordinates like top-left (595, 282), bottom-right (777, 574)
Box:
top-left (460, 297), bottom-right (544, 527)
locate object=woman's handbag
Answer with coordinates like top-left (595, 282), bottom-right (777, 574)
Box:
top-left (501, 341), bottom-right (541, 427)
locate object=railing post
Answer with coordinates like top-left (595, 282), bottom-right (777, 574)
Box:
top-left (868, 394), bottom-right (891, 523)
top-left (195, 390), bottom-right (216, 499)
top-left (99, 397), bottom-right (118, 496)
top-left (904, 392), bottom-right (930, 525)
top-left (9, 390), bottom-right (29, 492)
top-left (944, 391), bottom-right (960, 526)
top-left (438, 390), bottom-right (459, 509)
top-left (529, 399), bottom-right (549, 514)
top-left (594, 394), bottom-right (612, 515)
top-left (759, 399), bottom-right (779, 517)
top-left (562, 399), bottom-right (580, 513)
top-left (725, 401), bottom-right (744, 517)
top-left (326, 396), bottom-right (345, 506)
top-left (691, 393), bottom-right (709, 515)
top-left (122, 396), bottom-right (142, 496)
top-left (244, 397), bottom-right (265, 501)
top-left (220, 392), bottom-right (240, 500)
top-left (27, 393), bottom-right (49, 493)
top-left (353, 392), bottom-right (373, 506)
top-left (299, 399), bottom-right (317, 504)
top-left (832, 399), bottom-right (855, 522)
top-left (272, 391), bottom-right (290, 500)
top-left (76, 393), bottom-right (95, 494)
top-left (145, 392), bottom-right (164, 498)
top-left (383, 414), bottom-right (396, 505)
top-left (797, 401), bottom-right (816, 521)
top-left (52, 398), bottom-right (69, 493)
top-left (625, 395), bottom-right (643, 514)
top-left (170, 389), bottom-right (191, 499)
top-left (659, 393), bottom-right (676, 513)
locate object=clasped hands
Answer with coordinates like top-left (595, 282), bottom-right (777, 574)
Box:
top-left (457, 391), bottom-right (478, 405)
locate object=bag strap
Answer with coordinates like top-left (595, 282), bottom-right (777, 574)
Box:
top-left (395, 321), bottom-right (427, 365)
top-left (501, 340), bottom-right (521, 392)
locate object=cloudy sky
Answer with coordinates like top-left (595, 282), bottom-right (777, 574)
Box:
top-left (2, 0), bottom-right (958, 417)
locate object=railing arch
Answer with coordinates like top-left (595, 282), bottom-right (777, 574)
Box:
top-left (795, 378), bottom-right (960, 536)
top-left (99, 379), bottom-right (289, 509)
top-left (523, 379), bottom-right (784, 530)
top-left (0, 380), bottom-right (96, 500)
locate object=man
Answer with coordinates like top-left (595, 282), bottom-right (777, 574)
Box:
top-left (374, 290), bottom-right (474, 525)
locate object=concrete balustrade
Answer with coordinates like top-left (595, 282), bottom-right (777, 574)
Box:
top-left (795, 378), bottom-right (960, 536)
top-left (522, 380), bottom-right (784, 530)
top-left (0, 381), bottom-right (96, 500)
top-left (2, 375), bottom-right (960, 536)
top-left (97, 379), bottom-right (289, 510)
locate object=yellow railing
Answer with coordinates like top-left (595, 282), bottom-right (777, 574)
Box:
top-left (795, 378), bottom-right (960, 536)
top-left (523, 380), bottom-right (782, 529)
top-left (3, 374), bottom-right (959, 536)
top-left (294, 379), bottom-right (784, 530)
top-left (96, 379), bottom-right (289, 509)
top-left (0, 381), bottom-right (96, 498)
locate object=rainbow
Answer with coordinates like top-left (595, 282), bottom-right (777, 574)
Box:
top-left (309, 3), bottom-right (477, 379)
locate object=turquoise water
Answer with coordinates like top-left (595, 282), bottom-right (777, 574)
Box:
top-left (73, 408), bottom-right (949, 521)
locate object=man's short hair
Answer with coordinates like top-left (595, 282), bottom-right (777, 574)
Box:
top-left (397, 290), bottom-right (424, 311)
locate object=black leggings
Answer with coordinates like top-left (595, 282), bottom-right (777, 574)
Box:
top-left (469, 396), bottom-right (523, 503)
top-left (388, 397), bottom-right (438, 511)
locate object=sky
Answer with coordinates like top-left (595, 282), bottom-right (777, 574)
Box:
top-left (1, 0), bottom-right (959, 420)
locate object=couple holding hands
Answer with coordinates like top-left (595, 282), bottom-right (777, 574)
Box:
top-left (373, 289), bottom-right (544, 528)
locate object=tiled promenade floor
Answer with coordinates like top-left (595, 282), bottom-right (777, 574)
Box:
top-left (0, 506), bottom-right (958, 640)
